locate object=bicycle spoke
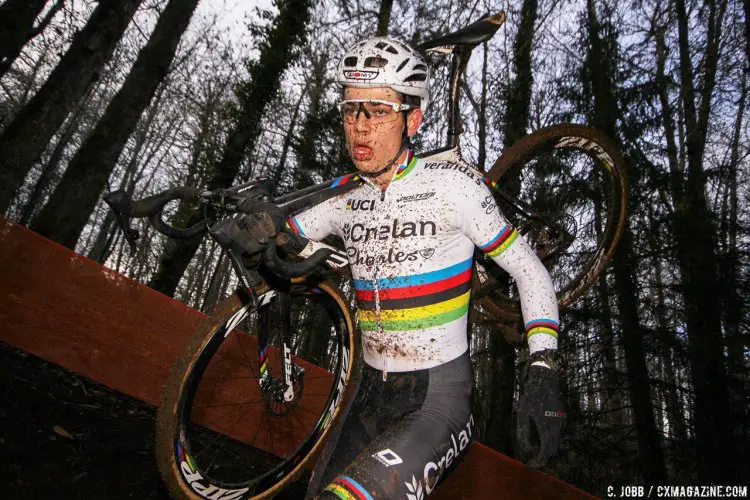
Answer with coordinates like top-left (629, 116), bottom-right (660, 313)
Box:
top-left (200, 375), bottom-right (260, 382)
top-left (481, 124), bottom-right (626, 317)
top-left (201, 403), bottom-right (254, 476)
top-left (198, 401), bottom-right (251, 432)
top-left (194, 400), bottom-right (264, 409)
top-left (291, 408), bottom-right (312, 437)
top-left (160, 285), bottom-right (354, 494)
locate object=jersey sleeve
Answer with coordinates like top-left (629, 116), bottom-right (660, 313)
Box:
top-left (287, 194), bottom-right (341, 241)
top-left (460, 174), bottom-right (560, 353)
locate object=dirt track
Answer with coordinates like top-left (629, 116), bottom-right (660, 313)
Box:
top-left (1, 342), bottom-right (316, 500)
top-left (1, 341), bottom-right (171, 499)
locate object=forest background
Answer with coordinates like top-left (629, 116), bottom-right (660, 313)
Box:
top-left (0, 0), bottom-right (748, 494)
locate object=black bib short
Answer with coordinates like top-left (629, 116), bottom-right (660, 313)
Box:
top-left (308, 351), bottom-right (474, 500)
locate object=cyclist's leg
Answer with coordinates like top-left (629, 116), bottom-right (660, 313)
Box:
top-left (307, 360), bottom-right (410, 497)
top-left (306, 377), bottom-right (374, 498)
top-left (318, 352), bottom-right (474, 499)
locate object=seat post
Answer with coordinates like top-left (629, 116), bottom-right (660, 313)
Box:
top-left (446, 47), bottom-right (471, 150)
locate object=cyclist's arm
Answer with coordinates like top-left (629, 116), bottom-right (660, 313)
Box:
top-left (461, 176), bottom-right (559, 354)
top-left (286, 195), bottom-right (342, 241)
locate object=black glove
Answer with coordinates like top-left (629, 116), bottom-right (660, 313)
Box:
top-left (515, 355), bottom-right (567, 468)
top-left (239, 211), bottom-right (277, 248)
top-left (208, 215), bottom-right (270, 259)
top-left (233, 200), bottom-right (286, 257)
top-left (237, 199), bottom-right (286, 233)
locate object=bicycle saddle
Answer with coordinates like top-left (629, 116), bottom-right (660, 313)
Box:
top-left (418, 12), bottom-right (505, 52)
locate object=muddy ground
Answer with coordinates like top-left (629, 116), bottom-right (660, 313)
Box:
top-left (0, 342), bottom-right (311, 500)
top-left (1, 341), bottom-right (172, 499)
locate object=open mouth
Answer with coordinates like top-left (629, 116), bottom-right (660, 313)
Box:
top-left (352, 142), bottom-right (374, 161)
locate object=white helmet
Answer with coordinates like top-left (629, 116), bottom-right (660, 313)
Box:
top-left (336, 37), bottom-right (430, 113)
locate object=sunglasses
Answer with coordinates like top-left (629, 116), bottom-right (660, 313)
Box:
top-left (337, 99), bottom-right (413, 124)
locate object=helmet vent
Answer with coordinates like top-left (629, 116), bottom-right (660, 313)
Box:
top-left (344, 57), bottom-right (358, 67)
top-left (374, 41), bottom-right (399, 54)
top-left (364, 56), bottom-right (389, 68)
top-left (413, 64), bottom-right (428, 72)
top-left (396, 59), bottom-right (409, 72)
top-left (404, 74), bottom-right (427, 82)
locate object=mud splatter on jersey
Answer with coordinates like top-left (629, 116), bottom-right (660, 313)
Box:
top-left (291, 156), bottom-right (559, 372)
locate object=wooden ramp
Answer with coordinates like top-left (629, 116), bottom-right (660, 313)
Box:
top-left (0, 218), bottom-right (594, 499)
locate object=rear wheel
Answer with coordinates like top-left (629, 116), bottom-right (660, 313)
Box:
top-left (474, 124), bottom-right (627, 326)
top-left (155, 278), bottom-right (356, 499)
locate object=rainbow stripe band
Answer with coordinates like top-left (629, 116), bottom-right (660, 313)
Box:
top-left (330, 173), bottom-right (361, 189)
top-left (526, 318), bottom-right (560, 339)
top-left (482, 175), bottom-right (498, 189)
top-left (286, 216), bottom-right (305, 236)
top-left (177, 440), bottom-right (197, 471)
top-left (353, 258), bottom-right (472, 290)
top-left (527, 326), bottom-right (558, 339)
top-left (393, 150), bottom-right (416, 181)
top-left (259, 346), bottom-right (269, 377)
top-left (355, 258), bottom-right (472, 332)
top-left (359, 300), bottom-right (469, 331)
top-left (480, 226), bottom-right (519, 257)
top-left (324, 475), bottom-right (374, 500)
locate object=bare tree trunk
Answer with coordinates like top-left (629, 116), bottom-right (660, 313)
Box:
top-left (30, 0), bottom-right (200, 249)
top-left (654, 25), bottom-right (684, 205)
top-left (594, 238), bottom-right (624, 423)
top-left (482, 337), bottom-right (516, 454)
top-left (148, 0), bottom-right (313, 297)
top-left (0, 0), bottom-right (64, 79)
top-left (502, 0), bottom-right (537, 149)
top-left (585, 0), bottom-right (666, 482)
top-left (18, 110), bottom-right (81, 225)
top-left (88, 211), bottom-right (116, 263)
top-left (720, 66), bottom-right (747, 441)
top-left (673, 0), bottom-right (736, 482)
top-left (271, 82), bottom-right (310, 193)
top-left (88, 103), bottom-right (166, 263)
top-left (651, 24), bottom-right (691, 449)
top-left (647, 212), bottom-right (687, 442)
top-left (1, 42), bottom-right (53, 131)
top-left (132, 225), bottom-right (157, 281)
top-left (295, 53), bottom-right (332, 188)
top-left (376, 0), bottom-right (394, 36)
top-left (0, 0), bottom-right (143, 214)
top-left (200, 249), bottom-right (226, 312)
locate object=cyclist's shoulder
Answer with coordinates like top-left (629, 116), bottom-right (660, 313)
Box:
top-left (415, 157), bottom-right (488, 189)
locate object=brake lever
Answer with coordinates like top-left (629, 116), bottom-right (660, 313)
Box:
top-left (103, 190), bottom-right (140, 253)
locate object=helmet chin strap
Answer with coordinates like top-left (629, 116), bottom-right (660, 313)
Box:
top-left (362, 118), bottom-right (411, 179)
top-left (364, 138), bottom-right (408, 178)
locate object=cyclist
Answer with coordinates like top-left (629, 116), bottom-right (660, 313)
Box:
top-left (266, 37), bottom-right (566, 499)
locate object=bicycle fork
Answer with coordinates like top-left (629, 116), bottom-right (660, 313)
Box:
top-left (277, 291), bottom-right (295, 402)
top-left (224, 248), bottom-right (297, 403)
top-left (256, 288), bottom-right (297, 404)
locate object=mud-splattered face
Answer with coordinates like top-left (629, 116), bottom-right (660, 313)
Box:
top-left (342, 86), bottom-right (422, 176)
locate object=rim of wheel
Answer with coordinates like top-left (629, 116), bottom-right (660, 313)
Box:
top-left (171, 287), bottom-right (353, 498)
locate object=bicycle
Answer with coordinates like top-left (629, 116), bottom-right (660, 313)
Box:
top-left (103, 11), bottom-right (627, 500)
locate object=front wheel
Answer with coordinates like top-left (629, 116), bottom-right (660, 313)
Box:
top-left (155, 278), bottom-right (356, 499)
top-left (474, 124), bottom-right (628, 325)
